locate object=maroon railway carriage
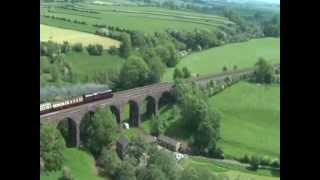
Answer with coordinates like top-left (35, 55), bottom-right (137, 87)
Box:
top-left (40, 90), bottom-right (113, 115)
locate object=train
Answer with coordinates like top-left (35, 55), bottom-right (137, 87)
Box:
top-left (40, 89), bottom-right (113, 115)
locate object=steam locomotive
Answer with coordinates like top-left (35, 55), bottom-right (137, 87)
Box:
top-left (40, 90), bottom-right (113, 115)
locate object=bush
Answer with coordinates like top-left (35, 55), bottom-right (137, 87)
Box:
top-left (249, 155), bottom-right (260, 171)
top-left (271, 159), bottom-right (280, 168)
top-left (260, 156), bottom-right (272, 166)
top-left (222, 66), bottom-right (228, 72)
top-left (86, 44), bottom-right (103, 56)
top-left (59, 166), bottom-right (74, 180)
top-left (72, 43), bottom-right (83, 52)
top-left (61, 41), bottom-right (71, 54)
top-left (240, 154), bottom-right (251, 163)
top-left (182, 67), bottom-right (191, 78)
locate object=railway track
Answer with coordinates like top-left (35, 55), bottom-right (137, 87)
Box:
top-left (41, 64), bottom-right (279, 118)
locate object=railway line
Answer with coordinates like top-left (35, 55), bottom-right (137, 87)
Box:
top-left (40, 64), bottom-right (279, 120)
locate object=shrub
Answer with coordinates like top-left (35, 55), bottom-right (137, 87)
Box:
top-left (59, 166), bottom-right (74, 180)
top-left (86, 44), bottom-right (103, 56)
top-left (72, 43), bottom-right (83, 52)
top-left (260, 156), bottom-right (272, 166)
top-left (249, 155), bottom-right (260, 171)
top-left (240, 154), bottom-right (250, 163)
top-left (271, 159), bottom-right (280, 168)
top-left (222, 66), bottom-right (228, 72)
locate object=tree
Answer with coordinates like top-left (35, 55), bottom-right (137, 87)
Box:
top-left (155, 46), bottom-right (171, 66)
top-left (174, 80), bottom-right (221, 155)
top-left (40, 123), bottom-right (66, 171)
top-left (167, 44), bottom-right (179, 67)
top-left (86, 44), bottom-right (103, 56)
top-left (80, 107), bottom-right (118, 157)
top-left (119, 33), bottom-right (132, 58)
top-left (99, 148), bottom-right (121, 177)
top-left (254, 57), bottom-right (274, 84)
top-left (115, 161), bottom-right (137, 180)
top-left (61, 41), bottom-right (71, 54)
top-left (119, 56), bottom-right (150, 89)
top-left (147, 148), bottom-right (178, 180)
top-left (222, 66), bottom-right (228, 72)
top-left (182, 67), bottom-right (191, 78)
top-left (131, 31), bottom-right (145, 47)
top-left (72, 43), bottom-right (83, 52)
top-left (147, 57), bottom-right (165, 83)
top-left (137, 165), bottom-right (167, 180)
top-left (123, 137), bottom-right (150, 167)
top-left (250, 155), bottom-right (260, 171)
top-left (173, 68), bottom-right (183, 80)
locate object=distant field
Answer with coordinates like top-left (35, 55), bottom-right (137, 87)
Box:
top-left (163, 38), bottom-right (280, 81)
top-left (211, 82), bottom-right (280, 159)
top-left (41, 148), bottom-right (104, 180)
top-left (40, 3), bottom-right (233, 33)
top-left (40, 24), bottom-right (120, 49)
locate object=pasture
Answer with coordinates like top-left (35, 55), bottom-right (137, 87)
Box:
top-left (163, 38), bottom-right (280, 81)
top-left (40, 24), bottom-right (120, 49)
top-left (140, 81), bottom-right (279, 159)
top-left (40, 3), bottom-right (233, 33)
top-left (211, 81), bottom-right (280, 159)
top-left (40, 148), bottom-right (104, 180)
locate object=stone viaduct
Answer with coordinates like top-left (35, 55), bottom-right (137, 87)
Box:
top-left (40, 65), bottom-right (274, 147)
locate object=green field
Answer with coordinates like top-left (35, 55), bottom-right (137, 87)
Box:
top-left (140, 81), bottom-right (279, 159)
top-left (40, 24), bottom-right (120, 49)
top-left (41, 148), bottom-right (104, 180)
top-left (211, 82), bottom-right (280, 159)
top-left (40, 3), bottom-right (232, 33)
top-left (163, 38), bottom-right (280, 81)
top-left (65, 51), bottom-right (124, 82)
top-left (181, 156), bottom-right (279, 180)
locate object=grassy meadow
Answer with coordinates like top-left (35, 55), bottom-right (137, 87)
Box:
top-left (40, 24), bottom-right (120, 49)
top-left (211, 81), bottom-right (280, 159)
top-left (181, 156), bottom-right (279, 180)
top-left (163, 38), bottom-right (280, 81)
top-left (40, 148), bottom-right (104, 180)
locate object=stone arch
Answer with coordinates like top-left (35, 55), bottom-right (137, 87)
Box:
top-left (158, 91), bottom-right (174, 109)
top-left (128, 100), bottom-right (140, 127)
top-left (110, 105), bottom-right (121, 123)
top-left (57, 117), bottom-right (78, 147)
top-left (144, 96), bottom-right (158, 117)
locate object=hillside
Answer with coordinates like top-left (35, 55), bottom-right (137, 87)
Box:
top-left (163, 38), bottom-right (280, 81)
top-left (140, 81), bottom-right (280, 159)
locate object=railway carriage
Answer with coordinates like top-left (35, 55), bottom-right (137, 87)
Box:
top-left (40, 89), bottom-right (113, 115)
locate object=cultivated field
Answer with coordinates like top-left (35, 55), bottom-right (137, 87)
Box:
top-left (40, 24), bottom-right (120, 49)
top-left (163, 38), bottom-right (280, 81)
top-left (211, 82), bottom-right (280, 159)
top-left (40, 3), bottom-right (233, 33)
top-left (41, 148), bottom-right (104, 180)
